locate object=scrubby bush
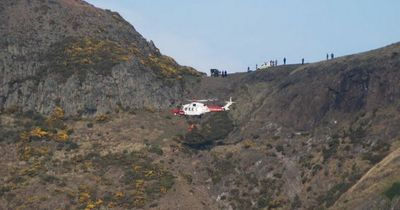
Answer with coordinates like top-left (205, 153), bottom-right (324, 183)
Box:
top-left (384, 182), bottom-right (400, 200)
top-left (147, 144), bottom-right (163, 156)
top-left (183, 112), bottom-right (234, 149)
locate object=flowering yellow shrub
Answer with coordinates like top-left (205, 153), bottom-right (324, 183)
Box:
top-left (30, 127), bottom-right (49, 138)
top-left (134, 196), bottom-right (145, 206)
top-left (160, 187), bottom-right (167, 193)
top-left (132, 165), bottom-right (142, 172)
top-left (95, 114), bottom-right (109, 122)
top-left (144, 170), bottom-right (155, 178)
top-left (56, 130), bottom-right (69, 142)
top-left (95, 199), bottom-right (103, 205)
top-left (135, 180), bottom-right (144, 189)
top-left (79, 192), bottom-right (91, 203)
top-left (36, 146), bottom-right (49, 156)
top-left (107, 202), bottom-right (116, 208)
top-left (64, 37), bottom-right (132, 67)
top-left (20, 131), bottom-right (30, 141)
top-left (85, 202), bottom-right (95, 210)
top-left (242, 139), bottom-right (255, 149)
top-left (114, 191), bottom-right (124, 199)
top-left (145, 54), bottom-right (202, 78)
top-left (53, 106), bottom-right (65, 119)
top-left (20, 146), bottom-right (33, 161)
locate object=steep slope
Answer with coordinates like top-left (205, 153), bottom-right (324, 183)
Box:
top-left (0, 0), bottom-right (202, 116)
top-left (332, 147), bottom-right (400, 209)
top-left (186, 43), bottom-right (400, 209)
top-left (2, 0), bottom-right (400, 209)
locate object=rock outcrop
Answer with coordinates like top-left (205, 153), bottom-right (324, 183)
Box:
top-left (0, 0), bottom-right (202, 116)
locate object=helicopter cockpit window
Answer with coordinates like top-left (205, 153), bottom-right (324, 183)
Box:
top-left (193, 104), bottom-right (196, 107)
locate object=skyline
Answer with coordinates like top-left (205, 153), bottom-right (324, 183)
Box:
top-left (86, 0), bottom-right (400, 73)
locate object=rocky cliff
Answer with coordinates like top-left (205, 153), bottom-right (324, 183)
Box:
top-left (0, 0), bottom-right (202, 116)
top-left (2, 0), bottom-right (400, 210)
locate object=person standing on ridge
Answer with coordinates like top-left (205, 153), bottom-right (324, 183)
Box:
top-left (331, 53), bottom-right (334, 59)
top-left (283, 57), bottom-right (286, 65)
top-left (302, 58), bottom-right (305, 65)
top-left (326, 54), bottom-right (329, 60)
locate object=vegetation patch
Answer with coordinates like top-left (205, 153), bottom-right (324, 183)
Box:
top-left (183, 112), bottom-right (234, 149)
top-left (43, 36), bottom-right (202, 83)
top-left (44, 36), bottom-right (135, 81)
top-left (384, 182), bottom-right (400, 200)
top-left (317, 182), bottom-right (351, 207)
top-left (144, 54), bottom-right (202, 79)
top-left (68, 151), bottom-right (176, 208)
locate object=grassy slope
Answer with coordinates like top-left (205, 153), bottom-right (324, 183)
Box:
top-left (332, 147), bottom-right (400, 209)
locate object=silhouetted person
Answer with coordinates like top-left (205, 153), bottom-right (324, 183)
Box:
top-left (283, 57), bottom-right (286, 65)
top-left (275, 60), bottom-right (278, 66)
top-left (247, 67), bottom-right (250, 72)
top-left (256, 64), bottom-right (258, 70)
top-left (331, 53), bottom-right (334, 59)
top-left (302, 58), bottom-right (304, 65)
top-left (326, 54), bottom-right (329, 60)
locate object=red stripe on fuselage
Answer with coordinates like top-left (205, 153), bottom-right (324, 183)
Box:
top-left (207, 105), bottom-right (224, 112)
top-left (171, 108), bottom-right (185, 115)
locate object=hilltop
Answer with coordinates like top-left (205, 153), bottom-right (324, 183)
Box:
top-left (1, 0), bottom-right (400, 209)
top-left (0, 0), bottom-right (202, 116)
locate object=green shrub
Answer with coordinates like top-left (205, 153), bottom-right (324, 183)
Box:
top-left (384, 182), bottom-right (400, 200)
top-left (183, 112), bottom-right (234, 149)
top-left (148, 144), bottom-right (163, 156)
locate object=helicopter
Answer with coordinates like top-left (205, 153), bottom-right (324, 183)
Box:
top-left (171, 97), bottom-right (235, 117)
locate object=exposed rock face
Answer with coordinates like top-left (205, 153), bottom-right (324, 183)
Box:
top-left (188, 43), bottom-right (400, 209)
top-left (0, 0), bottom-right (201, 116)
top-left (257, 44), bottom-right (400, 131)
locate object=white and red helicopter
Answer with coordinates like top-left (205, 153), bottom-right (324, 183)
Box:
top-left (171, 97), bottom-right (235, 117)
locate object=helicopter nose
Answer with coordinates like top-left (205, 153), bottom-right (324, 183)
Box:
top-left (171, 108), bottom-right (181, 115)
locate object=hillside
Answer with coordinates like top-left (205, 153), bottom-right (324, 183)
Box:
top-left (1, 0), bottom-right (400, 209)
top-left (185, 43), bottom-right (400, 209)
top-left (0, 0), bottom-right (202, 116)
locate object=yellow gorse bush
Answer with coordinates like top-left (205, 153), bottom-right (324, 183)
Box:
top-left (64, 37), bottom-right (132, 66)
top-left (79, 192), bottom-right (91, 203)
top-left (85, 202), bottom-right (95, 210)
top-left (135, 179), bottom-right (144, 189)
top-left (56, 130), bottom-right (69, 142)
top-left (30, 127), bottom-right (49, 138)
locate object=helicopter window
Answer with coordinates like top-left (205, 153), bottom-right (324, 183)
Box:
top-left (193, 104), bottom-right (196, 107)
top-left (184, 108), bottom-right (187, 111)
